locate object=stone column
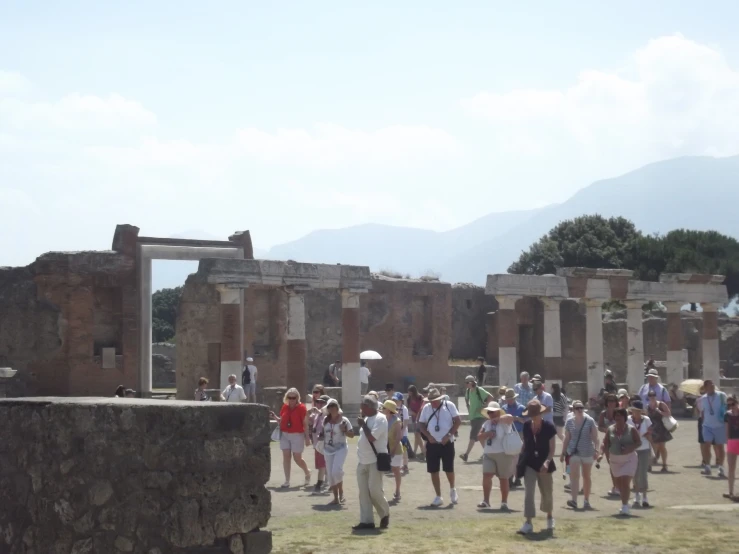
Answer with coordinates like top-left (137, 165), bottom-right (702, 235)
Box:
top-left (495, 295), bottom-right (520, 387)
top-left (665, 302), bottom-right (684, 385)
top-left (702, 303), bottom-right (721, 383)
top-left (541, 297), bottom-right (562, 381)
top-left (341, 290), bottom-right (362, 419)
top-left (138, 254), bottom-right (153, 394)
top-left (218, 287), bottom-right (243, 391)
top-left (625, 301), bottom-right (645, 394)
top-left (584, 299), bottom-right (605, 400)
top-left (286, 290), bottom-right (307, 395)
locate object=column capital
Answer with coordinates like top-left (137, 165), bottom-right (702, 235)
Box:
top-left (341, 289), bottom-right (362, 309)
top-left (216, 286), bottom-right (240, 304)
top-left (624, 300), bottom-right (645, 310)
top-left (701, 303), bottom-right (722, 313)
top-left (581, 298), bottom-right (603, 308)
top-left (664, 301), bottom-right (682, 313)
top-left (539, 297), bottom-right (563, 310)
top-left (495, 295), bottom-right (521, 310)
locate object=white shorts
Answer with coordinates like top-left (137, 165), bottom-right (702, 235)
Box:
top-left (391, 454), bottom-right (404, 468)
top-left (569, 455), bottom-right (595, 466)
top-left (280, 432), bottom-right (305, 453)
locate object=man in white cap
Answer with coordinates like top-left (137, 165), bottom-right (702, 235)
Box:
top-left (638, 369), bottom-right (670, 406)
top-left (243, 356), bottom-right (258, 403)
top-left (418, 388), bottom-right (462, 507)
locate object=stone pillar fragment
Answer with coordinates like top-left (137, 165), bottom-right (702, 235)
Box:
top-left (138, 255), bottom-right (153, 394)
top-left (625, 301), bottom-right (645, 394)
top-left (496, 296), bottom-right (520, 387)
top-left (584, 299), bottom-right (604, 400)
top-left (541, 297), bottom-right (562, 381)
top-left (286, 291), bottom-right (307, 395)
top-left (702, 303), bottom-right (721, 383)
top-left (219, 288), bottom-right (243, 391)
top-left (341, 291), bottom-right (361, 419)
top-left (665, 302), bottom-right (684, 385)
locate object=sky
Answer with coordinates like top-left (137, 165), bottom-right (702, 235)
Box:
top-left (2, 1), bottom-right (739, 267)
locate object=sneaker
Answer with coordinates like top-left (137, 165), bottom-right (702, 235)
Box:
top-left (609, 488), bottom-right (619, 496)
top-left (619, 504), bottom-right (631, 516)
top-left (393, 492), bottom-right (401, 502)
top-left (566, 499), bottom-right (577, 509)
top-left (450, 488), bottom-right (459, 504)
top-left (547, 517), bottom-right (555, 531)
top-left (718, 466), bottom-right (726, 479)
top-left (280, 482), bottom-right (290, 488)
top-left (642, 500), bottom-right (650, 508)
top-left (431, 496), bottom-right (443, 507)
top-left (583, 500), bottom-right (592, 510)
top-left (477, 501), bottom-right (491, 508)
top-left (379, 515), bottom-right (389, 529)
top-left (304, 471), bottom-right (312, 486)
top-left (460, 453), bottom-right (468, 462)
top-left (702, 464), bottom-right (712, 476)
top-left (634, 493), bottom-right (641, 505)
top-left (313, 482), bottom-right (322, 493)
top-left (500, 502), bottom-right (509, 511)
top-left (517, 522), bottom-right (534, 535)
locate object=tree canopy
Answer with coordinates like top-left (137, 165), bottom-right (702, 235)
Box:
top-left (152, 286), bottom-right (182, 342)
top-left (509, 215), bottom-right (739, 299)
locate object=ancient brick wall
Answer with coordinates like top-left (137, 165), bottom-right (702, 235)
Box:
top-left (0, 397), bottom-right (271, 554)
top-left (450, 284), bottom-right (497, 361)
top-left (0, 251), bottom-right (137, 397)
top-left (244, 286), bottom-right (288, 390)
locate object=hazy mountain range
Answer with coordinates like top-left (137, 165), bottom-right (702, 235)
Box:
top-left (153, 155), bottom-right (739, 290)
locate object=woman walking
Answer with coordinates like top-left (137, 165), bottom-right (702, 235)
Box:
top-left (646, 390), bottom-right (673, 472)
top-left (560, 400), bottom-right (598, 509)
top-left (322, 399), bottom-right (354, 505)
top-left (407, 385), bottom-right (426, 460)
top-left (382, 400), bottom-right (404, 501)
top-left (517, 399), bottom-right (557, 535)
top-left (551, 384), bottom-right (570, 440)
top-left (309, 392), bottom-right (330, 493)
top-left (628, 401), bottom-right (653, 507)
top-left (194, 377), bottom-right (210, 401)
top-left (270, 388), bottom-right (311, 488)
top-left (603, 408), bottom-right (641, 515)
top-left (598, 394), bottom-right (619, 496)
top-left (477, 401), bottom-right (517, 510)
top-left (724, 395), bottom-right (739, 501)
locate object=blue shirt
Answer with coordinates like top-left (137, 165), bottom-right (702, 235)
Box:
top-left (514, 383), bottom-right (535, 406)
top-left (503, 401), bottom-right (526, 432)
top-left (535, 391), bottom-right (555, 425)
top-left (701, 392), bottom-right (727, 428)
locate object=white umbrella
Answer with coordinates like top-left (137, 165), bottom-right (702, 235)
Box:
top-left (360, 350), bottom-right (382, 360)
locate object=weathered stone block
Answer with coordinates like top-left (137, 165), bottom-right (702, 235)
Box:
top-left (0, 398), bottom-right (271, 553)
top-left (241, 530), bottom-right (272, 554)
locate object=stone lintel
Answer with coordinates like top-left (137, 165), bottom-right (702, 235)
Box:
top-left (659, 273), bottom-right (725, 285)
top-left (628, 280), bottom-right (728, 305)
top-left (197, 258), bottom-right (372, 291)
top-left (556, 267), bottom-right (635, 279)
top-left (485, 274), bottom-right (568, 297)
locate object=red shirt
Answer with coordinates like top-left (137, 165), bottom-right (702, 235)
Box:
top-left (280, 403), bottom-right (307, 433)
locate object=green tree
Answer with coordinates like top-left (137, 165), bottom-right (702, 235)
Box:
top-left (152, 286), bottom-right (183, 342)
top-left (508, 215), bottom-right (640, 274)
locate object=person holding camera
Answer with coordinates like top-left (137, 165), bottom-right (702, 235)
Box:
top-left (353, 395), bottom-right (390, 530)
top-left (603, 408), bottom-right (642, 515)
top-left (561, 400), bottom-right (599, 510)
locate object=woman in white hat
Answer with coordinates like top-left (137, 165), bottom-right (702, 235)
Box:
top-left (382, 399), bottom-right (404, 501)
top-left (477, 401), bottom-right (516, 510)
top-left (322, 398), bottom-right (354, 505)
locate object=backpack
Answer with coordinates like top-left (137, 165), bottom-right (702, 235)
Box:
top-left (242, 365), bottom-right (251, 385)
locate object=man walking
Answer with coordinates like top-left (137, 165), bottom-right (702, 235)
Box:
top-left (532, 379), bottom-right (554, 425)
top-left (243, 356), bottom-right (258, 403)
top-left (639, 369), bottom-right (671, 405)
top-left (360, 361), bottom-right (371, 395)
top-left (221, 374), bottom-right (247, 403)
top-left (514, 372), bottom-right (535, 407)
top-left (476, 357), bottom-right (487, 385)
top-left (699, 379), bottom-right (728, 477)
top-left (460, 375), bottom-right (493, 462)
top-left (418, 388), bottom-right (462, 506)
top-left (354, 396), bottom-right (390, 530)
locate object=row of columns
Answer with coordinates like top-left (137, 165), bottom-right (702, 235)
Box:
top-left (496, 296), bottom-right (722, 397)
top-left (218, 287), bottom-right (363, 416)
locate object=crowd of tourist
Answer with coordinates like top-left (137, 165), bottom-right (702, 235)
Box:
top-left (262, 367), bottom-right (738, 535)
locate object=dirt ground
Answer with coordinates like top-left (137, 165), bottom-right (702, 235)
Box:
top-left (268, 417), bottom-right (739, 554)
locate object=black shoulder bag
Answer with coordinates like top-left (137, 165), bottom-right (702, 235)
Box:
top-left (369, 440), bottom-right (391, 472)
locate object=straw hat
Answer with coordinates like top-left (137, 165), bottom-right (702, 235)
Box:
top-left (629, 400), bottom-right (647, 414)
top-left (504, 389), bottom-right (518, 400)
top-left (617, 389), bottom-right (629, 399)
top-left (382, 400), bottom-right (398, 414)
top-left (427, 388), bottom-right (442, 401)
top-left (646, 368), bottom-right (659, 377)
top-left (522, 399), bottom-right (549, 417)
top-left (481, 401), bottom-right (503, 417)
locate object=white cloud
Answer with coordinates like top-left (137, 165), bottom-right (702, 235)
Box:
top-left (0, 70), bottom-right (30, 94)
top-left (462, 34), bottom-right (739, 164)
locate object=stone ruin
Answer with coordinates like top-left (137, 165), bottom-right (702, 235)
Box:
top-left (0, 397), bottom-right (272, 554)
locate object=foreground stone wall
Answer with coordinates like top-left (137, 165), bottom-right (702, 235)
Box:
top-left (0, 397), bottom-right (271, 553)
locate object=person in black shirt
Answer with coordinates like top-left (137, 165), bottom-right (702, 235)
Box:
top-left (517, 399), bottom-right (556, 535)
top-left (476, 357), bottom-right (487, 385)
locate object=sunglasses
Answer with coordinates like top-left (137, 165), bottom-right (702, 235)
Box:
top-left (287, 396), bottom-right (298, 400)
top-left (312, 391), bottom-right (321, 394)
top-left (574, 407), bottom-right (584, 411)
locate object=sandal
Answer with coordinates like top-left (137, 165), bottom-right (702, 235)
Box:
top-left (339, 496), bottom-right (346, 504)
top-left (477, 501), bottom-right (491, 508)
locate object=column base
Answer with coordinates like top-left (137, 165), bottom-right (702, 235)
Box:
top-left (498, 347), bottom-right (517, 387)
top-left (666, 350), bottom-right (685, 386)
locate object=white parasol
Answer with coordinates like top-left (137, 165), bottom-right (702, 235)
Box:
top-left (360, 350), bottom-right (382, 360)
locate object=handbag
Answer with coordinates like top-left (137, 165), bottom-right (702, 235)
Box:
top-left (502, 426), bottom-right (523, 455)
top-left (368, 440), bottom-right (391, 472)
top-left (664, 415), bottom-right (679, 432)
top-left (315, 439), bottom-right (325, 455)
top-left (270, 426), bottom-right (281, 442)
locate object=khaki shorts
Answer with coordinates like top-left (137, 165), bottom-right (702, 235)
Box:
top-left (280, 432), bottom-right (305, 453)
top-left (482, 452), bottom-right (516, 478)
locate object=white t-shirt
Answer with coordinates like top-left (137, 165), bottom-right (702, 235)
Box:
top-left (419, 400), bottom-right (459, 442)
top-left (400, 405), bottom-right (410, 438)
top-left (627, 415), bottom-right (653, 451)
top-left (323, 416), bottom-right (353, 454)
top-left (222, 384), bottom-right (246, 402)
top-left (481, 419), bottom-right (513, 454)
top-left (359, 365), bottom-right (370, 384)
top-left (357, 413), bottom-right (388, 464)
top-left (247, 365), bottom-right (257, 384)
